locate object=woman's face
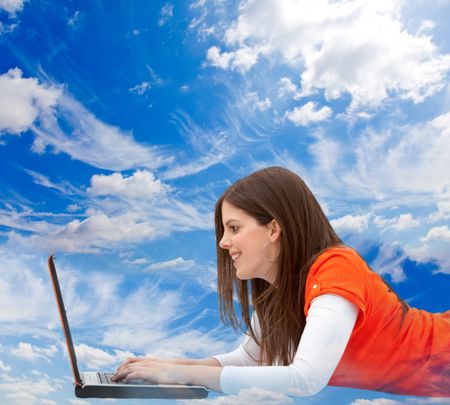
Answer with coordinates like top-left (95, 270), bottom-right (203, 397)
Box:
top-left (219, 200), bottom-right (280, 284)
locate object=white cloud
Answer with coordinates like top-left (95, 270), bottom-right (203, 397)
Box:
top-left (25, 169), bottom-right (61, 190)
top-left (0, 69), bottom-right (171, 171)
top-left (2, 173), bottom-right (212, 254)
top-left (0, 21), bottom-right (18, 34)
top-left (158, 3), bottom-right (174, 27)
top-left (146, 65), bottom-right (164, 87)
top-left (404, 238), bottom-right (450, 274)
top-left (0, 205), bottom-right (62, 234)
top-left (306, 132), bottom-right (342, 183)
top-left (144, 328), bottom-right (231, 360)
top-left (87, 170), bottom-right (166, 200)
top-left (374, 213), bottom-right (420, 232)
top-left (46, 213), bottom-right (158, 253)
top-left (206, 45), bottom-right (266, 73)
top-left (207, 0), bottom-right (450, 110)
top-left (145, 262), bottom-right (217, 293)
top-left (206, 46), bottom-right (234, 70)
top-left (350, 399), bottom-right (401, 405)
top-left (416, 19), bottom-right (436, 36)
top-left (429, 188), bottom-right (450, 222)
top-left (421, 225), bottom-right (450, 242)
top-left (0, 0), bottom-right (26, 14)
top-left (66, 204), bottom-right (81, 212)
top-left (243, 91), bottom-right (271, 112)
top-left (75, 343), bottom-right (134, 369)
top-left (162, 111), bottom-right (235, 180)
top-left (69, 400), bottom-right (90, 405)
top-left (350, 398), bottom-right (450, 405)
top-left (4, 212), bottom-right (154, 254)
top-left (278, 77), bottom-right (297, 98)
top-left (68, 10), bottom-right (81, 27)
top-left (0, 250), bottom-right (55, 332)
top-left (10, 342), bottom-right (57, 361)
top-left (9, 258), bottom-right (221, 358)
top-left (285, 101), bottom-right (332, 126)
top-left (129, 66), bottom-right (163, 95)
top-left (369, 243), bottom-right (406, 282)
top-left (231, 46), bottom-right (266, 72)
top-left (25, 169), bottom-right (79, 195)
top-left (162, 153), bottom-right (228, 180)
top-left (31, 92), bottom-right (171, 171)
top-left (129, 81), bottom-right (151, 95)
top-left (127, 257), bottom-right (150, 265)
top-left (0, 249), bottom-right (224, 361)
top-left (99, 282), bottom-right (227, 356)
top-left (396, 215), bottom-right (420, 231)
top-left (0, 359), bottom-right (11, 372)
top-left (0, 68), bottom-right (61, 135)
top-left (409, 399), bottom-right (450, 404)
top-left (41, 400), bottom-right (58, 405)
top-left (147, 257), bottom-right (196, 271)
top-left (0, 371), bottom-right (60, 405)
top-left (98, 285), bottom-right (183, 351)
top-left (330, 112), bottom-right (450, 202)
top-left (179, 387), bottom-right (293, 405)
top-left (331, 214), bottom-right (370, 234)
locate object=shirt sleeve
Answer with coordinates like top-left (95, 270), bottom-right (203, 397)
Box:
top-left (219, 294), bottom-right (358, 396)
top-left (211, 312), bottom-right (262, 367)
top-left (304, 248), bottom-right (368, 323)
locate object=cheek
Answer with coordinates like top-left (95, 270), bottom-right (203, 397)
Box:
top-left (244, 231), bottom-right (265, 257)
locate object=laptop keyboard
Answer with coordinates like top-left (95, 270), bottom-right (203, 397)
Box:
top-left (98, 372), bottom-right (117, 384)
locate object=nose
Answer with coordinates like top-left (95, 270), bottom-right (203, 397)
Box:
top-left (219, 232), bottom-right (230, 250)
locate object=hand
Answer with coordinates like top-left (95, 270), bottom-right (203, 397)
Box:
top-left (112, 357), bottom-right (185, 385)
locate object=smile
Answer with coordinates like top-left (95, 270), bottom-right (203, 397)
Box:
top-left (231, 253), bottom-right (241, 262)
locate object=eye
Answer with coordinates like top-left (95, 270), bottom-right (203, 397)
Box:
top-left (229, 225), bottom-right (239, 233)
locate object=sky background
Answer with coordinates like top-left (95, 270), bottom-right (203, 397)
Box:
top-left (1, 0), bottom-right (450, 404)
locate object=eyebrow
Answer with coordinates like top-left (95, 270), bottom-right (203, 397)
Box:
top-left (224, 219), bottom-right (240, 226)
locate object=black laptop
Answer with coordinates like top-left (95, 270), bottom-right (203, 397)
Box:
top-left (48, 255), bottom-right (209, 399)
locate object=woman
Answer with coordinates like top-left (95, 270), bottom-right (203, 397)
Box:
top-left (113, 167), bottom-right (450, 397)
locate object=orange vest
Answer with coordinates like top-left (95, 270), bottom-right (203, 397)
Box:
top-left (304, 247), bottom-right (450, 397)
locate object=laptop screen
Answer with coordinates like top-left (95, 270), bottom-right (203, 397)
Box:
top-left (48, 255), bottom-right (83, 387)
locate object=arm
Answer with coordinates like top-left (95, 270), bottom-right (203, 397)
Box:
top-left (112, 313), bottom-right (262, 389)
top-left (113, 294), bottom-right (357, 395)
top-left (157, 357), bottom-right (221, 366)
top-left (219, 294), bottom-right (358, 395)
top-left (116, 311), bottom-right (263, 370)
top-left (112, 357), bottom-right (223, 391)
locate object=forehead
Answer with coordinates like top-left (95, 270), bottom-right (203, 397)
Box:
top-left (221, 200), bottom-right (254, 223)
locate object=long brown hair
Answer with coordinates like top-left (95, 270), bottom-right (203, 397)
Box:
top-left (215, 166), bottom-right (409, 366)
top-left (215, 166), bottom-right (343, 365)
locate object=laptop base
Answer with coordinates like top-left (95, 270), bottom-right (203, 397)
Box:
top-left (75, 384), bottom-right (209, 399)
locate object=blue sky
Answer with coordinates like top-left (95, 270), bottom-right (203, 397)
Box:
top-left (1, 0), bottom-right (450, 404)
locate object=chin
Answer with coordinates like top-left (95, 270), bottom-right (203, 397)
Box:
top-left (235, 270), bottom-right (252, 281)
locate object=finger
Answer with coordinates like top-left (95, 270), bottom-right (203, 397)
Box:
top-left (124, 369), bottom-right (154, 384)
top-left (112, 364), bottom-right (134, 381)
top-left (113, 365), bottom-right (151, 383)
top-left (116, 357), bottom-right (136, 369)
top-left (116, 357), bottom-right (142, 373)
top-left (117, 357), bottom-right (162, 373)
top-left (113, 363), bottom-right (150, 381)
top-left (111, 368), bottom-right (126, 382)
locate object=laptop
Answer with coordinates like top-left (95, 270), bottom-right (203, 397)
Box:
top-left (47, 254), bottom-right (209, 399)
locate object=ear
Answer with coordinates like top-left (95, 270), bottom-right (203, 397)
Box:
top-left (268, 219), bottom-right (282, 243)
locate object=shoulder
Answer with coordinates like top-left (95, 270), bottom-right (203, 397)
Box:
top-left (304, 246), bottom-right (370, 316)
top-left (309, 245), bottom-right (367, 276)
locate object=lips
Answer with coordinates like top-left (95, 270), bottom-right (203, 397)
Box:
top-left (230, 252), bottom-right (241, 265)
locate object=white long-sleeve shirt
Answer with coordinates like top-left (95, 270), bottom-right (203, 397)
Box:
top-left (211, 294), bottom-right (359, 396)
